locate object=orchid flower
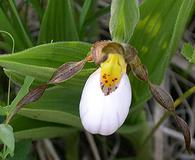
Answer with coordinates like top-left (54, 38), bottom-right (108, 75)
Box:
top-left (11, 40), bottom-right (190, 151)
top-left (79, 42), bottom-right (132, 136)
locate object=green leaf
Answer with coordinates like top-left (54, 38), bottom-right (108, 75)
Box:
top-left (0, 42), bottom-right (92, 83)
top-left (0, 124), bottom-right (15, 157)
top-left (182, 43), bottom-right (195, 63)
top-left (0, 106), bottom-right (10, 116)
top-left (130, 0), bottom-right (195, 108)
top-left (0, 76), bottom-right (34, 121)
top-left (8, 140), bottom-right (31, 160)
top-left (6, 0), bottom-right (32, 47)
top-left (18, 86), bottom-right (82, 128)
top-left (64, 131), bottom-right (79, 160)
top-left (79, 0), bottom-right (93, 31)
top-left (15, 126), bottom-right (76, 141)
top-left (4, 68), bottom-right (95, 89)
top-left (11, 115), bottom-right (78, 141)
top-left (0, 1), bottom-right (32, 50)
top-left (38, 0), bottom-right (79, 43)
top-left (9, 76), bottom-right (34, 112)
top-left (109, 0), bottom-right (140, 43)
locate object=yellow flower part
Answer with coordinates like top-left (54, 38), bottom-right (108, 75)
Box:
top-left (100, 53), bottom-right (127, 95)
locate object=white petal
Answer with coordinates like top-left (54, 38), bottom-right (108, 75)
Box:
top-left (79, 68), bottom-right (132, 136)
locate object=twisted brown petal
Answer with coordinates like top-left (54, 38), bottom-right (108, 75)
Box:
top-left (5, 84), bottom-right (47, 123)
top-left (175, 115), bottom-right (191, 153)
top-left (149, 83), bottom-right (175, 112)
top-left (49, 60), bottom-right (86, 84)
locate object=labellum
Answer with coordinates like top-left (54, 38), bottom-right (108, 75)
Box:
top-left (79, 41), bottom-right (132, 135)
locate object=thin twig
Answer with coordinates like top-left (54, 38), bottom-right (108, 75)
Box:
top-left (43, 139), bottom-right (60, 160)
top-left (36, 141), bottom-right (46, 160)
top-left (85, 131), bottom-right (101, 160)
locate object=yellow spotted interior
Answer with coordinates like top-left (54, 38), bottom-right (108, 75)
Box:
top-left (100, 53), bottom-right (126, 95)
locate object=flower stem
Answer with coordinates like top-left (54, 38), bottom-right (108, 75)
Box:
top-left (142, 86), bottom-right (195, 146)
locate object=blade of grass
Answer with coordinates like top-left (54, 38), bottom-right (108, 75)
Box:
top-left (8, 76), bottom-right (34, 113)
top-left (7, 0), bottom-right (33, 47)
top-left (79, 0), bottom-right (92, 33)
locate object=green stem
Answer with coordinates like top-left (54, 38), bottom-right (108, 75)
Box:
top-left (7, 0), bottom-right (33, 47)
top-left (174, 86), bottom-right (195, 107)
top-left (0, 30), bottom-right (15, 108)
top-left (142, 86), bottom-right (195, 145)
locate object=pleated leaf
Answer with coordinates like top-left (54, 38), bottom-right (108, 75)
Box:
top-left (130, 0), bottom-right (195, 108)
top-left (38, 0), bottom-right (79, 43)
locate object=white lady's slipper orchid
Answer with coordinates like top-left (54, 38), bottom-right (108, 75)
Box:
top-left (80, 53), bottom-right (132, 136)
